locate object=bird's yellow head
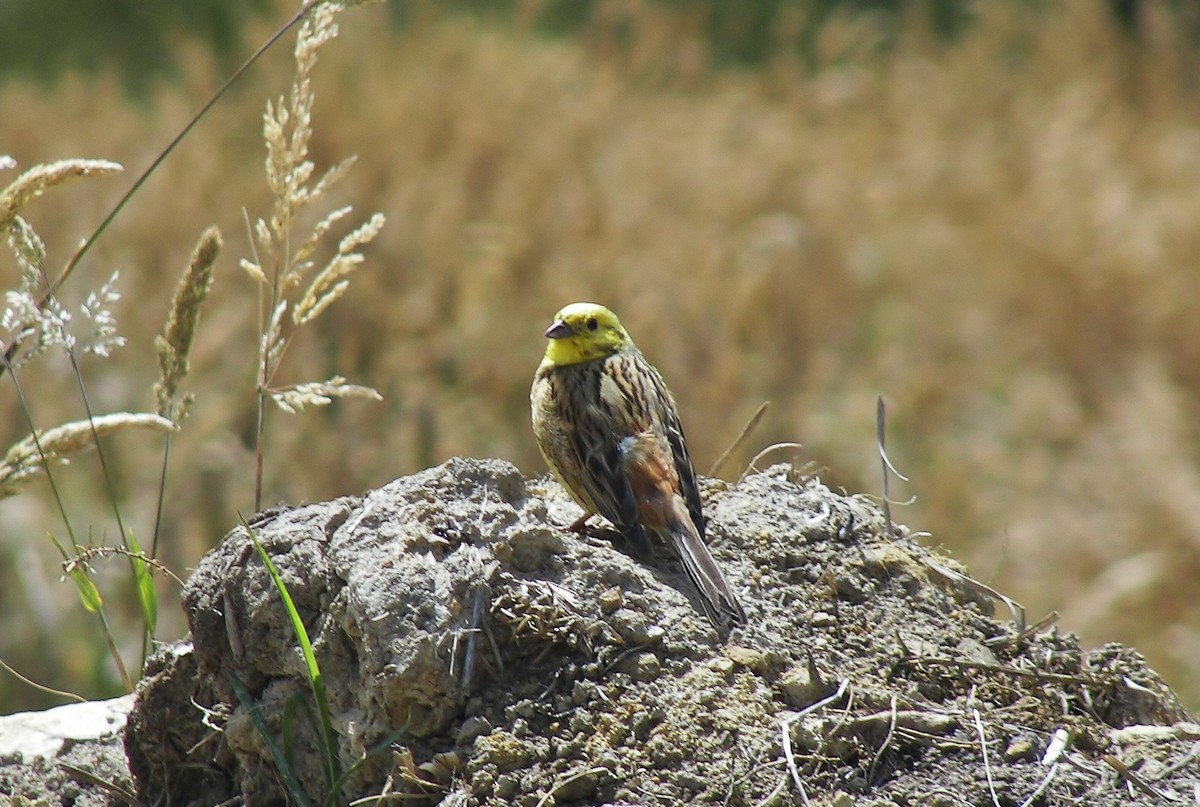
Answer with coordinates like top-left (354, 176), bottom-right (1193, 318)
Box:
top-left (541, 302), bottom-right (633, 366)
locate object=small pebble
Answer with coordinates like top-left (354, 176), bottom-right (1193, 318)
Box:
top-left (456, 716), bottom-right (492, 745)
top-left (598, 586), bottom-right (623, 613)
top-left (1003, 737), bottom-right (1035, 762)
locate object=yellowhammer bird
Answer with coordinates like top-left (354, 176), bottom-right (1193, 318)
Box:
top-left (530, 302), bottom-right (746, 630)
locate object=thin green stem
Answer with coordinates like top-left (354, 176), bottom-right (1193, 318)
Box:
top-left (1, 347), bottom-right (133, 693)
top-left (60, 338), bottom-right (138, 577)
top-left (95, 607), bottom-right (133, 691)
top-left (0, 351), bottom-right (79, 550)
top-left (0, 656), bottom-right (87, 703)
top-left (144, 429), bottom-right (172, 663)
top-left (255, 387), bottom-right (266, 512)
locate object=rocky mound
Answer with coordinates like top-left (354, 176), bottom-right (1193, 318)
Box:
top-left (5, 457), bottom-right (1195, 805)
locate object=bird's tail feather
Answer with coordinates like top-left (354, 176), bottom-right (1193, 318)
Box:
top-left (666, 503), bottom-right (747, 630)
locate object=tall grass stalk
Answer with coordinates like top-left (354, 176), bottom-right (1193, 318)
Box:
top-left (2, 158), bottom-right (178, 690)
top-left (1, 0), bottom-right (384, 705)
top-left (16, 1), bottom-right (327, 348)
top-left (146, 227), bottom-right (221, 661)
top-left (242, 1), bottom-right (384, 511)
top-left (0, 159), bottom-right (122, 376)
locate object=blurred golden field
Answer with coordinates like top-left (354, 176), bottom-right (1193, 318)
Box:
top-left (2, 1), bottom-right (1200, 714)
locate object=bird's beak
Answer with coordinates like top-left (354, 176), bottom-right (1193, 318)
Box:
top-left (545, 319), bottom-right (573, 339)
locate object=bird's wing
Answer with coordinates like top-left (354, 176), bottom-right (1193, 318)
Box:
top-left (633, 356), bottom-right (706, 541)
top-left (661, 398), bottom-right (705, 541)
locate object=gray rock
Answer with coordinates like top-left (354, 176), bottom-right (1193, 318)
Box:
top-left (0, 695), bottom-right (132, 762)
top-left (7, 457), bottom-right (1194, 806)
top-left (0, 695), bottom-right (135, 805)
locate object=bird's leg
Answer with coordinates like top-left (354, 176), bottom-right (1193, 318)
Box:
top-left (568, 513), bottom-right (594, 533)
top-left (564, 513), bottom-right (647, 557)
top-left (567, 513), bottom-right (622, 551)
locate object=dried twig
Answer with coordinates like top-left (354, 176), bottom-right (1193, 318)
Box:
top-left (1104, 754), bottom-right (1176, 802)
top-left (924, 558), bottom-right (1028, 632)
top-left (63, 544), bottom-right (187, 588)
top-left (780, 679), bottom-right (851, 806)
top-left (1017, 762), bottom-right (1061, 807)
top-left (781, 717), bottom-right (812, 807)
top-left (1151, 740), bottom-right (1200, 780)
top-left (973, 709), bottom-right (1002, 807)
top-left (459, 491), bottom-right (496, 689)
top-left (911, 655), bottom-right (1100, 687)
top-left (0, 657), bottom-right (86, 703)
top-left (739, 442), bottom-right (805, 485)
top-left (57, 762), bottom-right (144, 807)
top-left (709, 400), bottom-right (769, 478)
top-left (866, 695), bottom-right (899, 787)
top-left (877, 397), bottom-right (894, 532)
top-left (754, 776), bottom-right (789, 807)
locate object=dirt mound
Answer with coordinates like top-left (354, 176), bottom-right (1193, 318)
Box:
top-left (102, 458), bottom-right (1200, 803)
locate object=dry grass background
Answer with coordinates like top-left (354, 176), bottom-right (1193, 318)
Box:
top-left (2, 1), bottom-right (1199, 713)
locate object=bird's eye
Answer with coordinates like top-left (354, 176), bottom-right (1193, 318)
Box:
top-left (586, 317), bottom-right (598, 331)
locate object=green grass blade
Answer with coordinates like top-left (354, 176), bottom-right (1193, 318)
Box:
top-left (242, 520), bottom-right (341, 797)
top-left (127, 531), bottom-right (158, 635)
top-left (229, 671), bottom-right (314, 807)
top-left (282, 692), bottom-right (302, 772)
top-left (325, 724), bottom-right (412, 807)
top-left (68, 566), bottom-right (104, 613)
top-left (47, 533), bottom-right (131, 689)
top-left (49, 533), bottom-right (103, 613)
